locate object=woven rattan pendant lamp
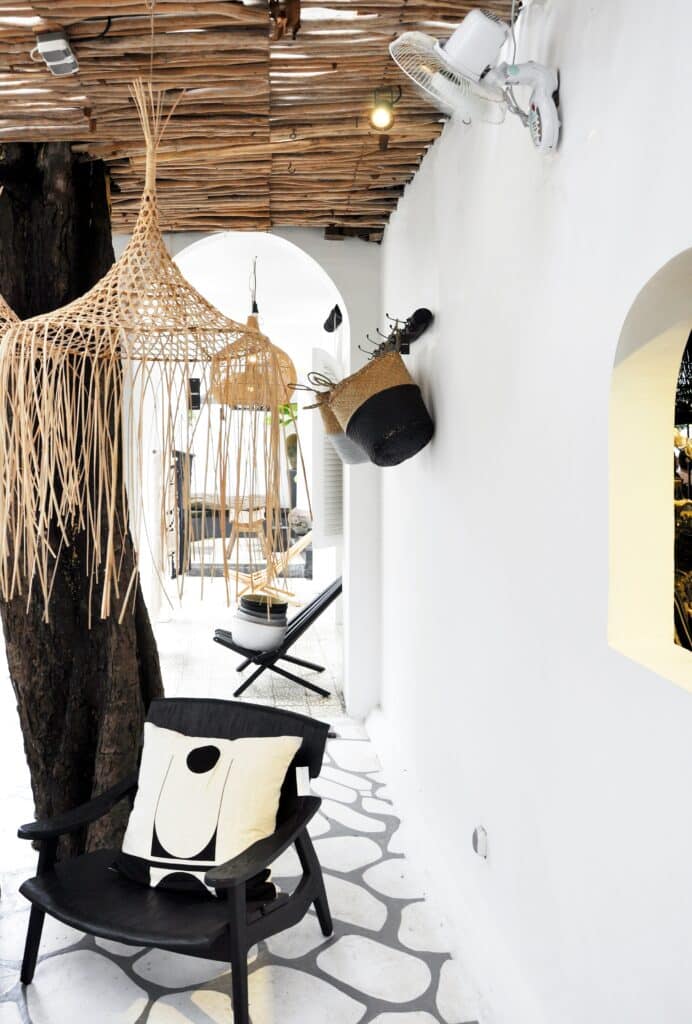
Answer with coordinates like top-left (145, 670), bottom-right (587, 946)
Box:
top-left (0, 81), bottom-right (266, 622)
top-left (207, 259), bottom-right (308, 597)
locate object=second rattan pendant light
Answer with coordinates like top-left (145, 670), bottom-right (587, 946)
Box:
top-left (208, 259), bottom-right (306, 598)
top-left (0, 81), bottom-right (271, 622)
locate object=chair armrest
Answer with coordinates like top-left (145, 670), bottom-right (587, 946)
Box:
top-left (18, 773), bottom-right (139, 841)
top-left (205, 795), bottom-right (321, 890)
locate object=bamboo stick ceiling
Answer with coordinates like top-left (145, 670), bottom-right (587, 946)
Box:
top-left (0, 0), bottom-right (513, 241)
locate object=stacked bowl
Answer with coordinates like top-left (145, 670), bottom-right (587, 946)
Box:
top-left (231, 594), bottom-right (288, 651)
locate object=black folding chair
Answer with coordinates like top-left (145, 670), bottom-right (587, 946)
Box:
top-left (214, 577), bottom-right (342, 698)
top-left (17, 698), bottom-right (332, 1024)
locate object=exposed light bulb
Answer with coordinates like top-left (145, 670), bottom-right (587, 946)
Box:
top-left (370, 102), bottom-right (394, 131)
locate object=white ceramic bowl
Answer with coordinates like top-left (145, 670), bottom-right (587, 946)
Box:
top-left (231, 614), bottom-right (286, 652)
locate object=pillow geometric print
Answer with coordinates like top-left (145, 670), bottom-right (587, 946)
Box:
top-left (115, 723), bottom-right (302, 895)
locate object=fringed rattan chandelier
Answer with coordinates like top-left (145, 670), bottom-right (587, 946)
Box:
top-left (0, 294), bottom-right (18, 331)
top-left (0, 81), bottom-right (302, 622)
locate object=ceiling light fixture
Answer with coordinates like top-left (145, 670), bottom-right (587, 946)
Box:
top-left (369, 86), bottom-right (402, 131)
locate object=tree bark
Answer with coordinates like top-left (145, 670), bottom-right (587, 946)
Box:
top-left (0, 142), bottom-right (163, 856)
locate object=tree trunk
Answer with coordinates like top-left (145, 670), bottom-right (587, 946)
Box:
top-left (0, 142), bottom-right (163, 855)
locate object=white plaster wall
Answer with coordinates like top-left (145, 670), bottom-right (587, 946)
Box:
top-left (274, 229), bottom-right (382, 719)
top-left (372, 2), bottom-right (692, 1022)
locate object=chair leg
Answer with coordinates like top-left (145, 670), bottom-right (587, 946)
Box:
top-left (279, 653), bottom-right (326, 673)
top-left (236, 657), bottom-right (252, 672)
top-left (270, 663), bottom-right (330, 698)
top-left (295, 830), bottom-right (333, 937)
top-left (228, 886), bottom-right (250, 1024)
top-left (230, 949), bottom-right (249, 1024)
top-left (313, 879), bottom-right (333, 937)
top-left (233, 663), bottom-right (266, 698)
top-left (21, 906), bottom-right (45, 985)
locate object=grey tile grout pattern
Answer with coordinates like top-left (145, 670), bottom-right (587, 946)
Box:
top-left (0, 733), bottom-right (478, 1024)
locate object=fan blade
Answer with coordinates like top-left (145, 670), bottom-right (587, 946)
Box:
top-left (389, 31), bottom-right (506, 125)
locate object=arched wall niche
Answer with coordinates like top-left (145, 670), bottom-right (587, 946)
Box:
top-left (609, 247), bottom-right (692, 692)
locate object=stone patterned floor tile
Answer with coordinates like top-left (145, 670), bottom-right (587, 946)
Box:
top-left (307, 811), bottom-right (330, 838)
top-left (0, 911), bottom-right (83, 963)
top-left (133, 950), bottom-right (229, 989)
top-left (362, 797), bottom-right (397, 818)
top-left (148, 989), bottom-right (231, 1023)
top-left (323, 875), bottom-right (387, 932)
top-left (320, 800), bottom-right (386, 834)
top-left (317, 935), bottom-right (431, 1003)
top-left (26, 950), bottom-right (148, 1024)
top-left (399, 902), bottom-right (452, 954)
top-left (313, 836), bottom-right (382, 873)
top-left (95, 938), bottom-right (146, 958)
top-left (264, 914), bottom-right (332, 960)
top-left (312, 777), bottom-right (358, 804)
top-left (364, 859), bottom-right (425, 901)
top-left (0, 1002), bottom-right (22, 1023)
top-left (437, 960), bottom-right (480, 1024)
top-left (371, 1015), bottom-right (439, 1023)
top-left (320, 766), bottom-right (373, 792)
top-left (248, 965), bottom-right (366, 1024)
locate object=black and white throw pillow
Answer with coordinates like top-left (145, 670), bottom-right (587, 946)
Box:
top-left (116, 723), bottom-right (302, 895)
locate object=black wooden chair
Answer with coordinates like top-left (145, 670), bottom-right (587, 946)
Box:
top-left (214, 577), bottom-right (343, 698)
top-left (17, 698), bottom-right (332, 1024)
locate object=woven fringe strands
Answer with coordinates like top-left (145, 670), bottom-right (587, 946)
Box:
top-left (0, 79), bottom-right (301, 623)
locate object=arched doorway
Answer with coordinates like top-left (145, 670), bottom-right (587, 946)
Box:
top-left (609, 249), bottom-right (692, 692)
top-left (137, 231), bottom-right (350, 708)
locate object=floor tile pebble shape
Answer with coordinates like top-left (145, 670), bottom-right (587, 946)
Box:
top-left (248, 965), bottom-right (366, 1024)
top-left (362, 797), bottom-right (398, 818)
top-left (267, 843), bottom-right (302, 878)
top-left (264, 914), bottom-right (333, 960)
top-left (313, 835), bottom-right (382, 873)
top-left (148, 989), bottom-right (231, 1024)
top-left (306, 811), bottom-right (330, 837)
top-left (322, 874), bottom-right (388, 931)
top-left (317, 935), bottom-right (431, 1003)
top-left (321, 766), bottom-right (373, 792)
top-left (436, 960), bottom-right (481, 1024)
top-left (133, 950), bottom-right (229, 988)
top-left (0, 911), bottom-right (82, 962)
top-left (311, 777), bottom-right (358, 804)
top-left (0, 967), bottom-right (16, 997)
top-left (25, 950), bottom-right (148, 1024)
top-left (96, 938), bottom-right (146, 957)
top-left (398, 902), bottom-right (453, 954)
top-left (320, 799), bottom-right (387, 834)
top-left (371, 1014), bottom-right (440, 1023)
top-left (329, 741), bottom-right (381, 773)
top-left (363, 859), bottom-right (426, 901)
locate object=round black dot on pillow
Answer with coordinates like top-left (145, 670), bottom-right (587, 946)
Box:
top-left (186, 745), bottom-right (221, 773)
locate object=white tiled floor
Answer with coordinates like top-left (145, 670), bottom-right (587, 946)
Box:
top-left (0, 580), bottom-right (481, 1024)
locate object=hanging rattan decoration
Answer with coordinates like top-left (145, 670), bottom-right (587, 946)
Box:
top-left (0, 294), bottom-right (18, 331)
top-left (210, 313), bottom-right (296, 409)
top-left (0, 80), bottom-right (283, 622)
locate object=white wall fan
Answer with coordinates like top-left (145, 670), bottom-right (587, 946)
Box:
top-left (389, 9), bottom-right (560, 152)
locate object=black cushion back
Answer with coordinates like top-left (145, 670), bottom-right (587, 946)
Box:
top-left (146, 698), bottom-right (329, 779)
